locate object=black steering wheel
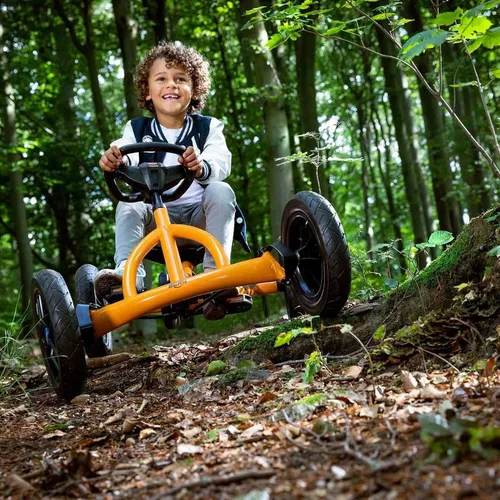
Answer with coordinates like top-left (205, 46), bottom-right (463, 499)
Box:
top-left (104, 142), bottom-right (195, 203)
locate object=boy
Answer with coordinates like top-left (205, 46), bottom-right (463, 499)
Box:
top-left (95, 41), bottom-right (249, 320)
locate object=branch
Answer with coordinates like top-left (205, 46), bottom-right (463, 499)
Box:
top-left (53, 0), bottom-right (86, 54)
top-left (146, 469), bottom-right (276, 499)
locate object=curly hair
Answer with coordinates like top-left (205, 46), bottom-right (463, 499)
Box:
top-left (135, 41), bottom-right (211, 115)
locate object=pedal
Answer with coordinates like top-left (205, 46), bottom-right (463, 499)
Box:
top-left (224, 294), bottom-right (253, 314)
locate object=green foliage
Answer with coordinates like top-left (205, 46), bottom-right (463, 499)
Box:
top-left (400, 29), bottom-right (449, 61)
top-left (419, 410), bottom-right (500, 463)
top-left (274, 326), bottom-right (312, 347)
top-left (303, 350), bottom-right (323, 384)
top-left (416, 230), bottom-right (454, 251)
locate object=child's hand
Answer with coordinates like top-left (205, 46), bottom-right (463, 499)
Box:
top-left (99, 146), bottom-right (123, 172)
top-left (178, 146), bottom-right (203, 178)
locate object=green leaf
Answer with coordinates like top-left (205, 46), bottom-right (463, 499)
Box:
top-left (455, 16), bottom-right (492, 38)
top-left (428, 230), bottom-right (454, 247)
top-left (274, 327), bottom-right (311, 347)
top-left (266, 32), bottom-right (287, 50)
top-left (384, 279), bottom-right (399, 290)
top-left (481, 27), bottom-right (500, 49)
top-left (245, 6), bottom-right (266, 16)
top-left (467, 37), bottom-right (484, 53)
top-left (372, 12), bottom-right (395, 20)
top-left (432, 9), bottom-right (462, 26)
top-left (322, 21), bottom-right (346, 36)
top-left (303, 351), bottom-right (322, 384)
top-left (373, 324), bottom-right (386, 342)
top-left (490, 68), bottom-right (500, 78)
top-left (486, 245), bottom-right (500, 256)
top-left (449, 81), bottom-right (479, 88)
top-left (419, 413), bottom-right (452, 440)
top-left (400, 29), bottom-right (449, 61)
top-left (415, 242), bottom-right (429, 250)
top-left (274, 331), bottom-right (295, 347)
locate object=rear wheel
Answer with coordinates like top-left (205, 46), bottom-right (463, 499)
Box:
top-left (281, 191), bottom-right (351, 318)
top-left (32, 270), bottom-right (87, 400)
top-left (75, 264), bottom-right (113, 357)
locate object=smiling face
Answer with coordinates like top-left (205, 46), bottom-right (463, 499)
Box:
top-left (146, 60), bottom-right (193, 128)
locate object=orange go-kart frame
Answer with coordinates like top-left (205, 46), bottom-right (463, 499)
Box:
top-left (90, 181), bottom-right (286, 340)
top-left (91, 207), bottom-right (284, 337)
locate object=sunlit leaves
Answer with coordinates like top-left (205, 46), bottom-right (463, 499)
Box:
top-left (400, 29), bottom-right (449, 61)
top-left (416, 230), bottom-right (454, 250)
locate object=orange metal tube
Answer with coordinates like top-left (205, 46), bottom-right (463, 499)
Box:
top-left (91, 251), bottom-right (285, 336)
top-left (242, 282), bottom-right (279, 296)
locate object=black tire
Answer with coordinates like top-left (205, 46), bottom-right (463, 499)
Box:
top-left (31, 270), bottom-right (87, 400)
top-left (281, 191), bottom-right (351, 318)
top-left (75, 264), bottom-right (113, 357)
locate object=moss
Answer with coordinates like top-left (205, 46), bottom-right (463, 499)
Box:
top-left (237, 360), bottom-right (256, 369)
top-left (216, 367), bottom-right (249, 386)
top-left (229, 316), bottom-right (318, 352)
top-left (295, 393), bottom-right (325, 406)
top-left (206, 360), bottom-right (226, 376)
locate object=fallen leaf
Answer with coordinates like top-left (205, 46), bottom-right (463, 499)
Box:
top-left (359, 405), bottom-right (379, 419)
top-left (6, 474), bottom-right (34, 494)
top-left (181, 426), bottom-right (202, 439)
top-left (240, 424), bottom-right (264, 439)
top-left (402, 370), bottom-right (419, 392)
top-left (258, 392), bottom-right (278, 405)
top-left (104, 409), bottom-right (127, 425)
top-left (43, 430), bottom-right (66, 439)
top-left (122, 417), bottom-right (142, 434)
top-left (139, 428), bottom-right (157, 440)
top-left (419, 385), bottom-right (447, 400)
top-left (344, 365), bottom-right (363, 379)
top-left (484, 357), bottom-right (497, 377)
top-left (177, 443), bottom-right (203, 455)
top-left (71, 394), bottom-right (91, 405)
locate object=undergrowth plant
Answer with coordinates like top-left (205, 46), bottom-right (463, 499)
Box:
top-left (0, 302), bottom-right (29, 394)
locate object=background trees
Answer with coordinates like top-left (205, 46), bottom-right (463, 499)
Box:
top-left (0, 0), bottom-right (498, 329)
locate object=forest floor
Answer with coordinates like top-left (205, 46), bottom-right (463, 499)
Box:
top-left (0, 318), bottom-right (499, 500)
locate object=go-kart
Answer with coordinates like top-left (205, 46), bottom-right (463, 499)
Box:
top-left (31, 142), bottom-right (351, 400)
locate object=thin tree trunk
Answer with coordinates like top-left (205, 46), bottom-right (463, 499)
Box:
top-left (404, 0), bottom-right (462, 236)
top-left (113, 0), bottom-right (142, 119)
top-left (444, 45), bottom-right (491, 218)
top-left (54, 0), bottom-right (111, 148)
top-left (295, 24), bottom-right (328, 195)
top-left (239, 0), bottom-right (294, 239)
top-left (0, 20), bottom-right (34, 322)
top-left (142, 0), bottom-right (167, 43)
top-left (375, 28), bottom-right (427, 268)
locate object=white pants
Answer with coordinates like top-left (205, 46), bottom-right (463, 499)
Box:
top-left (114, 182), bottom-right (236, 271)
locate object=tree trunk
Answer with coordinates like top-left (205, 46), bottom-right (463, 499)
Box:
top-left (0, 20), bottom-right (34, 322)
top-left (112, 0), bottom-right (142, 119)
top-left (295, 26), bottom-right (329, 195)
top-left (142, 0), bottom-right (167, 43)
top-left (53, 22), bottom-right (89, 269)
top-left (238, 0), bottom-right (294, 239)
top-left (444, 46), bottom-right (491, 218)
top-left (404, 0), bottom-right (462, 236)
top-left (225, 205), bottom-right (500, 366)
top-left (54, 0), bottom-right (111, 148)
top-left (375, 27), bottom-right (428, 267)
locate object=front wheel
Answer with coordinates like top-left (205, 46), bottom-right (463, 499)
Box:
top-left (281, 191), bottom-right (351, 318)
top-left (75, 264), bottom-right (113, 357)
top-left (32, 270), bottom-right (87, 400)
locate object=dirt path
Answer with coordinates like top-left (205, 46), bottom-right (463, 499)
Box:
top-left (1, 329), bottom-right (499, 499)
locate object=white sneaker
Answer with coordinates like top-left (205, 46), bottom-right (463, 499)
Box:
top-left (94, 261), bottom-right (145, 299)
